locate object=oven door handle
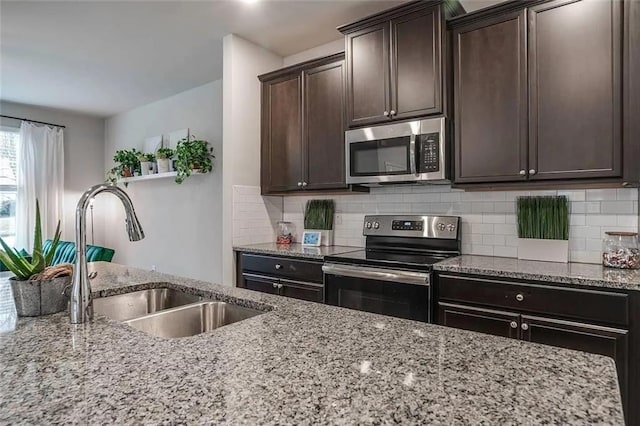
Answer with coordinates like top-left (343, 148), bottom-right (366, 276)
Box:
top-left (322, 263), bottom-right (429, 286)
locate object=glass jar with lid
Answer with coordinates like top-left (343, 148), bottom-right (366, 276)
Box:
top-left (602, 231), bottom-right (640, 269)
top-left (276, 221), bottom-right (295, 245)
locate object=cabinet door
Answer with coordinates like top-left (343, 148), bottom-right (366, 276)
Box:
top-left (241, 273), bottom-right (278, 295)
top-left (438, 302), bottom-right (520, 339)
top-left (521, 314), bottom-right (628, 406)
top-left (453, 10), bottom-right (528, 183)
top-left (345, 22), bottom-right (390, 127)
top-left (390, 5), bottom-right (442, 120)
top-left (303, 60), bottom-right (347, 190)
top-left (261, 73), bottom-right (303, 193)
top-left (279, 278), bottom-right (324, 303)
top-left (528, 0), bottom-right (622, 180)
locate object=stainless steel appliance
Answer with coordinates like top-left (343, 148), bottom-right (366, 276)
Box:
top-left (345, 117), bottom-right (447, 186)
top-left (323, 214), bottom-right (461, 323)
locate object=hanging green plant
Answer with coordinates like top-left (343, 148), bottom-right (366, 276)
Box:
top-left (174, 136), bottom-right (214, 184)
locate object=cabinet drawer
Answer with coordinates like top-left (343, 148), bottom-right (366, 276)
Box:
top-left (241, 254), bottom-right (323, 283)
top-left (242, 273), bottom-right (278, 295)
top-left (280, 278), bottom-right (324, 303)
top-left (438, 274), bottom-right (629, 326)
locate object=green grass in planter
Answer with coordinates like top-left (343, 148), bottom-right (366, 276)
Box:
top-left (304, 200), bottom-right (335, 230)
top-left (517, 196), bottom-right (569, 240)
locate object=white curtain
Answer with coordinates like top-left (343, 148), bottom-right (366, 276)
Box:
top-left (15, 122), bottom-right (64, 252)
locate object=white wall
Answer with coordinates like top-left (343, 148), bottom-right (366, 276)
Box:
top-left (222, 34), bottom-right (283, 284)
top-left (0, 101), bottom-right (106, 245)
top-left (283, 38), bottom-right (344, 66)
top-left (103, 81), bottom-right (223, 282)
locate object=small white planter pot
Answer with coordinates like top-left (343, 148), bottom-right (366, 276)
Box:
top-left (140, 161), bottom-right (153, 176)
top-left (157, 158), bottom-right (171, 173)
top-left (304, 229), bottom-right (334, 246)
top-left (518, 238), bottom-right (569, 263)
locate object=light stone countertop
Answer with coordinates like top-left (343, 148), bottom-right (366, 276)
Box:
top-left (233, 242), bottom-right (361, 260)
top-left (0, 262), bottom-right (624, 424)
top-left (434, 255), bottom-right (640, 292)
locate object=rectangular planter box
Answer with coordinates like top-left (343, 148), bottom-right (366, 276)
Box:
top-left (518, 238), bottom-right (569, 263)
top-left (10, 276), bottom-right (70, 317)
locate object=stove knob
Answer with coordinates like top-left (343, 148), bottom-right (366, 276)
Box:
top-left (373, 222), bottom-right (380, 229)
top-left (365, 222), bottom-right (372, 229)
top-left (446, 224), bottom-right (456, 232)
top-left (437, 223), bottom-right (446, 231)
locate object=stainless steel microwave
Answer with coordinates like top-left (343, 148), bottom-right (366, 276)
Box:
top-left (345, 117), bottom-right (447, 185)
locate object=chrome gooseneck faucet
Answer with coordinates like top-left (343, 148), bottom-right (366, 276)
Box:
top-left (69, 184), bottom-right (144, 324)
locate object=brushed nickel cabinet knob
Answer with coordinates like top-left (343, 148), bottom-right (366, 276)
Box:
top-left (510, 321), bottom-right (518, 329)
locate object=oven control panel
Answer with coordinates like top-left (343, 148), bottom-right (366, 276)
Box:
top-left (391, 220), bottom-right (424, 231)
top-left (363, 215), bottom-right (459, 239)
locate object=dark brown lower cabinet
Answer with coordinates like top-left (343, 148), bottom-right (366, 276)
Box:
top-left (236, 252), bottom-right (324, 303)
top-left (279, 278), bottom-right (323, 303)
top-left (438, 302), bottom-right (520, 339)
top-left (521, 314), bottom-right (628, 407)
top-left (436, 273), bottom-right (637, 425)
top-left (242, 273), bottom-right (279, 295)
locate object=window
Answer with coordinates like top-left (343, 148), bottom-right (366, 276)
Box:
top-left (0, 127), bottom-right (19, 247)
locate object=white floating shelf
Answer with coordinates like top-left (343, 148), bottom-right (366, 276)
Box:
top-left (117, 170), bottom-right (207, 184)
top-left (118, 171), bottom-right (178, 183)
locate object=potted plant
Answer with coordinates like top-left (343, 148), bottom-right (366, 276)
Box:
top-left (517, 196), bottom-right (569, 263)
top-left (137, 152), bottom-right (156, 176)
top-left (114, 149), bottom-right (140, 177)
top-left (174, 136), bottom-right (214, 184)
top-left (0, 201), bottom-right (70, 316)
top-left (156, 147), bottom-right (174, 173)
top-left (304, 199), bottom-right (335, 246)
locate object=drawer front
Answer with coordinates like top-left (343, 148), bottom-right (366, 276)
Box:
top-left (438, 302), bottom-right (520, 339)
top-left (242, 273), bottom-right (278, 295)
top-left (242, 254), bottom-right (323, 283)
top-left (438, 274), bottom-right (629, 326)
top-left (280, 278), bottom-right (324, 303)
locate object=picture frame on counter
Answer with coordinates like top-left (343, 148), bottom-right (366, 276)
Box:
top-left (302, 231), bottom-right (322, 247)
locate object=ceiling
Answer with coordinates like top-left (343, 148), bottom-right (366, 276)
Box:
top-left (0, 0), bottom-right (504, 118)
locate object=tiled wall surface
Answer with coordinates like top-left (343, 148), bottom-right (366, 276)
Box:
top-left (232, 185), bottom-right (282, 246)
top-left (233, 184), bottom-right (639, 264)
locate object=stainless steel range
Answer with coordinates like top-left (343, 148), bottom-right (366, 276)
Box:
top-left (323, 214), bottom-right (461, 323)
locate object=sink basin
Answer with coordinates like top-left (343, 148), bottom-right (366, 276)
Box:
top-left (93, 288), bottom-right (203, 321)
top-left (124, 301), bottom-right (264, 338)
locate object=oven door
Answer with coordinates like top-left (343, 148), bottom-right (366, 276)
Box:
top-left (322, 263), bottom-right (431, 323)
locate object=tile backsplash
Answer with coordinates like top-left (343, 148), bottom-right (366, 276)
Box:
top-left (233, 184), bottom-right (639, 264)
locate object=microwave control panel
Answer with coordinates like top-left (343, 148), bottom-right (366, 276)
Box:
top-left (418, 133), bottom-right (440, 173)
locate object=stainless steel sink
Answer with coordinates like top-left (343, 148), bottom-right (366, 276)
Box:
top-left (124, 301), bottom-right (264, 338)
top-left (93, 288), bottom-right (203, 321)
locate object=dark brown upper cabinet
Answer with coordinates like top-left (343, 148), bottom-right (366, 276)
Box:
top-left (528, 0), bottom-right (622, 181)
top-left (450, 0), bottom-right (639, 188)
top-left (259, 53), bottom-right (349, 195)
top-left (339, 1), bottom-right (464, 128)
top-left (453, 10), bottom-right (527, 183)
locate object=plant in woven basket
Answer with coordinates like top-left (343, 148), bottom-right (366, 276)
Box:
top-left (0, 200), bottom-right (63, 280)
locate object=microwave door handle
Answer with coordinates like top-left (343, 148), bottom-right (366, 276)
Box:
top-left (409, 134), bottom-right (417, 175)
